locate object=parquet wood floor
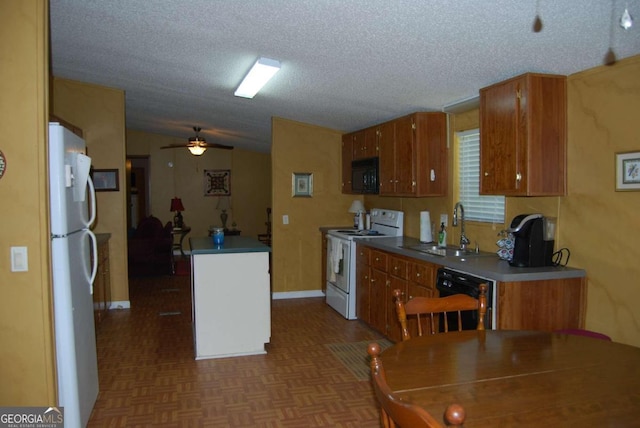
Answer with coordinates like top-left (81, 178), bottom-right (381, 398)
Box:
top-left (89, 274), bottom-right (387, 427)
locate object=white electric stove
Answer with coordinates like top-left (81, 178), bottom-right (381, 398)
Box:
top-left (325, 208), bottom-right (404, 319)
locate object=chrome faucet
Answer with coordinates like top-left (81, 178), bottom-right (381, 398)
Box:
top-left (453, 202), bottom-right (471, 250)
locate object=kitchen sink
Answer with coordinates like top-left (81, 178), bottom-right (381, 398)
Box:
top-left (402, 244), bottom-right (494, 258)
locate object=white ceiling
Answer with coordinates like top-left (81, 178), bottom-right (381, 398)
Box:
top-left (50, 0), bottom-right (640, 153)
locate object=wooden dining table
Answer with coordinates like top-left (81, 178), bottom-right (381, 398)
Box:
top-left (380, 330), bottom-right (640, 426)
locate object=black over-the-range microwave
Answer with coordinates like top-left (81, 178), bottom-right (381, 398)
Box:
top-left (351, 157), bottom-right (379, 194)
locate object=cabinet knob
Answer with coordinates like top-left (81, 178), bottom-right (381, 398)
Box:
top-left (416, 273), bottom-right (421, 277)
top-left (484, 171), bottom-right (489, 176)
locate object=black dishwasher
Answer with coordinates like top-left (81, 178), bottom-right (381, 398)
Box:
top-left (435, 268), bottom-right (496, 330)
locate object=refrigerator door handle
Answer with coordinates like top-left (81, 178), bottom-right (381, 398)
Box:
top-left (87, 229), bottom-right (98, 293)
top-left (87, 175), bottom-right (97, 228)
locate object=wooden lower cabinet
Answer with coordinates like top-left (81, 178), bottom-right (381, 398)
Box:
top-left (357, 244), bottom-right (439, 341)
top-left (355, 246), bottom-right (371, 322)
top-left (93, 233), bottom-right (112, 330)
top-left (355, 244), bottom-right (586, 341)
top-left (497, 277), bottom-right (586, 330)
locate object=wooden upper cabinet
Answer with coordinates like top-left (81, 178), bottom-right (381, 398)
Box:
top-left (480, 73), bottom-right (567, 196)
top-left (341, 133), bottom-right (353, 194)
top-left (378, 120), bottom-right (396, 195)
top-left (352, 127), bottom-right (378, 160)
top-left (343, 111), bottom-right (447, 197)
top-left (380, 112), bottom-right (447, 197)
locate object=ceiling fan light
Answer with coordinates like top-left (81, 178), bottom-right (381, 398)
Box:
top-left (234, 57), bottom-right (281, 99)
top-left (188, 146), bottom-right (207, 156)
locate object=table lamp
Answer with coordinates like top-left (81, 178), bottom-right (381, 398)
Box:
top-left (216, 196), bottom-right (230, 229)
top-left (348, 200), bottom-right (365, 229)
top-left (170, 197), bottom-right (185, 228)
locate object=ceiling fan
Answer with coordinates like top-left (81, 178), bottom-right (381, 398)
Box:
top-left (161, 126), bottom-right (234, 156)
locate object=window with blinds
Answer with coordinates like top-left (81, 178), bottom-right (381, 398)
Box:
top-left (457, 129), bottom-right (505, 223)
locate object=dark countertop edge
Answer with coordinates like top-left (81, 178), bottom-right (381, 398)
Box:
top-left (189, 236), bottom-right (271, 255)
top-left (319, 225), bottom-right (354, 233)
top-left (356, 236), bottom-right (586, 283)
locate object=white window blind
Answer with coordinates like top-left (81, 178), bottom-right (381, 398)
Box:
top-left (457, 129), bottom-right (505, 223)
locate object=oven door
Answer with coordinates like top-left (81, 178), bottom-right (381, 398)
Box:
top-left (326, 235), bottom-right (350, 293)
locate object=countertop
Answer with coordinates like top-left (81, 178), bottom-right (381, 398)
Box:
top-left (356, 236), bottom-right (585, 282)
top-left (190, 236), bottom-right (271, 255)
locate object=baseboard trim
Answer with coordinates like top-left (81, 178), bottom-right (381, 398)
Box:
top-left (109, 300), bottom-right (131, 310)
top-left (272, 290), bottom-right (325, 300)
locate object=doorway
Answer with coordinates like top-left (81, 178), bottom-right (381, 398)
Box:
top-left (126, 156), bottom-right (150, 231)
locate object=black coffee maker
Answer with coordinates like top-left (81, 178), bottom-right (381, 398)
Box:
top-left (507, 214), bottom-right (555, 267)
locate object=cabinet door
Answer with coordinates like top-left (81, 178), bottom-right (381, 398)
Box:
top-left (480, 77), bottom-right (522, 194)
top-left (351, 130), bottom-right (367, 160)
top-left (356, 264), bottom-right (371, 323)
top-left (414, 113), bottom-right (447, 196)
top-left (370, 268), bottom-right (388, 334)
top-left (341, 133), bottom-right (353, 193)
top-left (480, 73), bottom-right (566, 196)
top-left (497, 277), bottom-right (586, 330)
top-left (387, 275), bottom-right (407, 342)
top-left (356, 245), bottom-right (371, 322)
top-left (393, 115), bottom-right (416, 196)
top-left (378, 120), bottom-right (396, 195)
top-left (389, 255), bottom-right (408, 280)
top-left (363, 126), bottom-right (379, 158)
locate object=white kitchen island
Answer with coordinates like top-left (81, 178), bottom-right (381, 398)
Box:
top-left (189, 236), bottom-right (271, 360)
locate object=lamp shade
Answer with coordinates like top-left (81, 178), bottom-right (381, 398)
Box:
top-left (216, 196), bottom-right (230, 211)
top-left (170, 197), bottom-right (185, 212)
top-left (348, 200), bottom-right (365, 213)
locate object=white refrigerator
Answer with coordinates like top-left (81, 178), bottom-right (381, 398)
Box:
top-left (49, 122), bottom-right (99, 427)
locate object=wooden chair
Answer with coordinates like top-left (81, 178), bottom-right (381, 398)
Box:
top-left (394, 283), bottom-right (487, 341)
top-left (368, 342), bottom-right (466, 427)
top-left (257, 207), bottom-right (272, 246)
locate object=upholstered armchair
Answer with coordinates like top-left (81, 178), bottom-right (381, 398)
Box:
top-left (127, 215), bottom-right (173, 276)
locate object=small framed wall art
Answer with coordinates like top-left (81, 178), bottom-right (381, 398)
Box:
top-left (92, 169), bottom-right (119, 191)
top-left (204, 169), bottom-right (231, 196)
top-left (292, 172), bottom-right (313, 197)
top-left (615, 151), bottom-right (640, 191)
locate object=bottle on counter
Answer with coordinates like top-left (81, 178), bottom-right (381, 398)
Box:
top-left (438, 222), bottom-right (447, 248)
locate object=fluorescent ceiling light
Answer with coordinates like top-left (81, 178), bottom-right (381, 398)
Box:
top-left (234, 57), bottom-right (281, 99)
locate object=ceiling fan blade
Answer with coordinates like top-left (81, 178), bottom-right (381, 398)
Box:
top-left (204, 143), bottom-right (234, 150)
top-left (160, 144), bottom-right (190, 149)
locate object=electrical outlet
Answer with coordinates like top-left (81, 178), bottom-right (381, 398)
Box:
top-left (282, 214), bottom-right (289, 225)
top-left (440, 214), bottom-right (448, 227)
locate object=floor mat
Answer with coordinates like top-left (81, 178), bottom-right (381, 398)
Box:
top-left (325, 339), bottom-right (394, 381)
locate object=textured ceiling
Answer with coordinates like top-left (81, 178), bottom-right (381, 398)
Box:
top-left (50, 0), bottom-right (640, 153)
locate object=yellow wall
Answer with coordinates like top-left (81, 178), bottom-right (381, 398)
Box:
top-left (272, 118), bottom-right (356, 292)
top-left (563, 55), bottom-right (640, 345)
top-left (52, 78), bottom-right (130, 304)
top-left (126, 130), bottom-right (271, 241)
top-left (0, 0), bottom-right (55, 405)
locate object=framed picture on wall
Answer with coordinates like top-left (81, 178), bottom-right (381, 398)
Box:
top-left (292, 172), bottom-right (313, 197)
top-left (92, 169), bottom-right (119, 191)
top-left (615, 151), bottom-right (640, 191)
top-left (204, 169), bottom-right (231, 196)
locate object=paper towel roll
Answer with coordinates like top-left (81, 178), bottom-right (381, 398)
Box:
top-left (420, 211), bottom-right (433, 243)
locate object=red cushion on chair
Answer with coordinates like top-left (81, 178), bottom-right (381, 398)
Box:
top-left (555, 329), bottom-right (612, 341)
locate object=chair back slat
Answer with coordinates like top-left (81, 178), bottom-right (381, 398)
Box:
top-left (394, 284), bottom-right (488, 341)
